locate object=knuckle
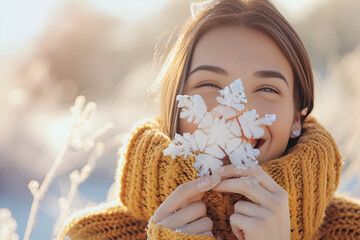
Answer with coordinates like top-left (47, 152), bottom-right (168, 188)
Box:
top-left (278, 188), bottom-right (289, 201)
top-left (229, 213), bottom-right (238, 224)
top-left (234, 201), bottom-right (243, 211)
top-left (152, 215), bottom-right (159, 224)
top-left (239, 178), bottom-right (250, 188)
top-left (202, 217), bottom-right (213, 229)
top-left (274, 189), bottom-right (288, 205)
top-left (194, 201), bottom-right (207, 215)
top-left (269, 195), bottom-right (288, 213)
top-left (250, 165), bottom-right (263, 175)
top-left (198, 200), bottom-right (207, 208)
top-left (270, 195), bottom-right (282, 207)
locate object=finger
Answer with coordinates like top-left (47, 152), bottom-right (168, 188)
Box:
top-left (215, 165), bottom-right (283, 195)
top-left (212, 176), bottom-right (277, 208)
top-left (158, 201), bottom-right (206, 229)
top-left (213, 164), bottom-right (249, 178)
top-left (199, 231), bottom-right (214, 237)
top-left (230, 214), bottom-right (253, 240)
top-left (178, 217), bottom-right (213, 235)
top-left (234, 200), bottom-right (271, 218)
top-left (182, 192), bottom-right (205, 208)
top-left (153, 174), bottom-right (221, 223)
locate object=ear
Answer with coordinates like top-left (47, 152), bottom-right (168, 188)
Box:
top-left (290, 112), bottom-right (301, 138)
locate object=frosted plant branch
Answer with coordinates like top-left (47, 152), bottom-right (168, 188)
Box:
top-left (0, 208), bottom-right (19, 240)
top-left (52, 142), bottom-right (106, 237)
top-left (24, 96), bottom-right (85, 240)
top-left (163, 78), bottom-right (276, 177)
top-left (71, 121), bottom-right (115, 151)
top-left (24, 96), bottom-right (112, 240)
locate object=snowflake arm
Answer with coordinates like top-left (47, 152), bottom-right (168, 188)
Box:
top-left (177, 95), bottom-right (207, 124)
top-left (228, 142), bottom-right (259, 167)
top-left (163, 133), bottom-right (198, 159)
top-left (238, 110), bottom-right (276, 139)
top-left (193, 153), bottom-right (223, 177)
top-left (216, 78), bottom-right (247, 111)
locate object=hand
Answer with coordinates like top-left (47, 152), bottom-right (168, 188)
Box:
top-left (152, 174), bottom-right (221, 237)
top-left (213, 165), bottom-right (290, 240)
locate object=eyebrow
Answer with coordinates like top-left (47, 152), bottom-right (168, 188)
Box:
top-left (188, 65), bottom-right (228, 77)
top-left (188, 65), bottom-right (288, 86)
top-left (254, 70), bottom-right (288, 87)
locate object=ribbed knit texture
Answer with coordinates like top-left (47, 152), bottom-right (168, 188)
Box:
top-left (60, 117), bottom-right (360, 240)
top-left (60, 202), bottom-right (148, 239)
top-left (313, 196), bottom-right (360, 239)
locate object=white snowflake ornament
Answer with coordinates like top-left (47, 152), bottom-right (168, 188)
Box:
top-left (216, 79), bottom-right (247, 111)
top-left (238, 110), bottom-right (276, 139)
top-left (163, 78), bottom-right (276, 177)
top-left (162, 133), bottom-right (198, 159)
top-left (177, 95), bottom-right (207, 124)
top-left (193, 153), bottom-right (223, 177)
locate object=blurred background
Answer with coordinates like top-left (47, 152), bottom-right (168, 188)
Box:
top-left (0, 0), bottom-right (359, 239)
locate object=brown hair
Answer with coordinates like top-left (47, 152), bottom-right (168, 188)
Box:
top-left (159, 0), bottom-right (314, 138)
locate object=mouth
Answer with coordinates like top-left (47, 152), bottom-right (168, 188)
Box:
top-left (254, 139), bottom-right (265, 149)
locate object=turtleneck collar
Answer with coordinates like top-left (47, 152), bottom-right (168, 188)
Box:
top-left (117, 117), bottom-right (342, 239)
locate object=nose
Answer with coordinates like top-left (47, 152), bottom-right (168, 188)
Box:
top-left (243, 91), bottom-right (255, 110)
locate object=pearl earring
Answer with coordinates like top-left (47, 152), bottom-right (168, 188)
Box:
top-left (292, 129), bottom-right (301, 137)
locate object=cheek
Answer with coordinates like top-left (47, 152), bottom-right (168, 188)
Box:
top-left (271, 121), bottom-right (292, 144)
top-left (202, 95), bottom-right (219, 111)
top-left (272, 106), bottom-right (294, 136)
top-left (269, 109), bottom-right (294, 151)
top-left (179, 118), bottom-right (197, 134)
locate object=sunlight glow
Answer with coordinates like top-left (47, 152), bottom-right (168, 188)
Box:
top-left (46, 117), bottom-right (73, 151)
top-left (276, 0), bottom-right (313, 11)
top-left (0, 0), bottom-right (168, 58)
top-left (274, 0), bottom-right (329, 22)
top-left (0, 0), bottom-right (61, 57)
top-left (88, 0), bottom-right (168, 21)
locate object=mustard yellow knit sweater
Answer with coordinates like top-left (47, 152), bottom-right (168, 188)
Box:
top-left (60, 118), bottom-right (360, 240)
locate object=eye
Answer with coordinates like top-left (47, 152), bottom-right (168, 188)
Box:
top-left (258, 87), bottom-right (280, 94)
top-left (197, 82), bottom-right (221, 89)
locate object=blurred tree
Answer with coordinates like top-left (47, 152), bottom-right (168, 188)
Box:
top-left (295, 0), bottom-right (360, 74)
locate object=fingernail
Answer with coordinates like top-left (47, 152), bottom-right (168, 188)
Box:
top-left (198, 174), bottom-right (221, 192)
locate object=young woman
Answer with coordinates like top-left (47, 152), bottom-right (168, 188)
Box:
top-left (60, 1), bottom-right (360, 239)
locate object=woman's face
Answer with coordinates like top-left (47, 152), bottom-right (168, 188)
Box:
top-left (180, 26), bottom-right (300, 164)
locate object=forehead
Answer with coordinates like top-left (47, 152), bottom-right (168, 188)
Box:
top-left (190, 26), bottom-right (293, 82)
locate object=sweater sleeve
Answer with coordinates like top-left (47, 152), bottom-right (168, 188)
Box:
top-left (313, 195), bottom-right (360, 240)
top-left (146, 217), bottom-right (215, 240)
top-left (58, 201), bottom-right (148, 240)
